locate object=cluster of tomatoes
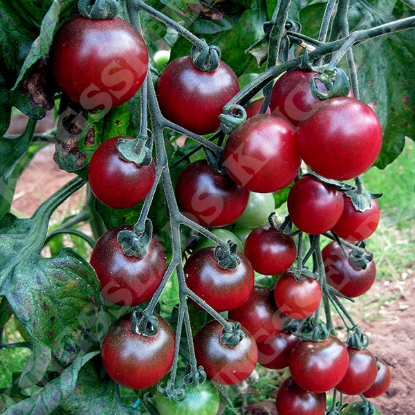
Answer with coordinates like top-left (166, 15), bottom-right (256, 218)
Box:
top-left (50, 9), bottom-right (390, 415)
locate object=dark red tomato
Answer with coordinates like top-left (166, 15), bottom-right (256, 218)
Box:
top-left (244, 225), bottom-right (296, 275)
top-left (363, 357), bottom-right (392, 398)
top-left (52, 17), bottom-right (148, 110)
top-left (270, 70), bottom-right (323, 126)
top-left (322, 241), bottom-right (376, 298)
top-left (336, 345), bottom-right (378, 395)
top-left (244, 98), bottom-right (271, 118)
top-left (296, 97), bottom-right (382, 180)
top-left (276, 376), bottom-right (326, 415)
top-left (156, 56), bottom-right (240, 135)
top-left (273, 272), bottom-right (322, 320)
top-left (175, 159), bottom-right (250, 228)
top-left (287, 176), bottom-right (344, 235)
top-left (228, 286), bottom-right (284, 342)
top-left (90, 225), bottom-right (166, 306)
top-left (332, 195), bottom-right (380, 241)
top-left (223, 114), bottom-right (301, 193)
top-left (257, 331), bottom-right (301, 369)
top-left (101, 313), bottom-right (175, 389)
top-left (184, 247), bottom-right (254, 312)
top-left (193, 319), bottom-right (258, 385)
top-left (289, 335), bottom-right (349, 393)
top-left (88, 137), bottom-right (156, 209)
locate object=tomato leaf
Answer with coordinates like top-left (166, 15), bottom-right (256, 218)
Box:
top-left (1, 351), bottom-right (99, 415)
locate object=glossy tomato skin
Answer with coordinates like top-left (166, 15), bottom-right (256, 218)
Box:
top-left (244, 225), bottom-right (296, 275)
top-left (322, 241), bottom-right (376, 298)
top-left (228, 286), bottom-right (284, 342)
top-left (88, 137), bottom-right (156, 209)
top-left (223, 114), bottom-right (301, 193)
top-left (287, 176), bottom-right (344, 235)
top-left (289, 335), bottom-right (349, 393)
top-left (341, 402), bottom-right (382, 415)
top-left (257, 331), bottom-right (301, 369)
top-left (336, 345), bottom-right (378, 395)
top-left (235, 191), bottom-right (275, 229)
top-left (193, 319), bottom-right (258, 385)
top-left (273, 272), bottom-right (322, 320)
top-left (90, 225), bottom-right (166, 306)
top-left (184, 247), bottom-right (254, 312)
top-left (296, 97), bottom-right (382, 180)
top-left (176, 160), bottom-right (250, 227)
top-left (332, 195), bottom-right (380, 241)
top-left (244, 98), bottom-right (271, 118)
top-left (276, 376), bottom-right (326, 415)
top-left (52, 17), bottom-right (148, 110)
top-left (101, 313), bottom-right (175, 389)
top-left (363, 357), bottom-right (392, 398)
top-left (156, 56), bottom-right (240, 135)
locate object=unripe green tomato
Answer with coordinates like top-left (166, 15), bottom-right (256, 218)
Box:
top-left (342, 401), bottom-right (382, 415)
top-left (195, 228), bottom-right (244, 253)
top-left (153, 49), bottom-right (171, 71)
top-left (154, 370), bottom-right (220, 415)
top-left (235, 192), bottom-right (275, 229)
top-left (232, 226), bottom-right (252, 247)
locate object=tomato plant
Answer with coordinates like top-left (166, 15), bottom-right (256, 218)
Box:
top-left (363, 356), bottom-right (392, 398)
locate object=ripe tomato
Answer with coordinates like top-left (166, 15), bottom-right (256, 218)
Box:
top-left (275, 376), bottom-right (326, 415)
top-left (101, 313), bottom-right (175, 389)
top-left (193, 320), bottom-right (258, 385)
top-left (156, 56), bottom-right (240, 135)
top-left (88, 137), bottom-right (156, 209)
top-left (336, 345), bottom-right (378, 395)
top-left (52, 17), bottom-right (148, 110)
top-left (295, 97), bottom-right (382, 180)
top-left (90, 225), bottom-right (166, 306)
top-left (332, 195), bottom-right (380, 241)
top-left (287, 176), bottom-right (344, 235)
top-left (363, 356), bottom-right (392, 398)
top-left (244, 98), bottom-right (271, 118)
top-left (289, 335), bottom-right (349, 393)
top-left (341, 402), bottom-right (382, 415)
top-left (175, 159), bottom-right (249, 228)
top-left (154, 369), bottom-right (220, 415)
top-left (223, 114), bottom-right (301, 193)
top-left (273, 272), bottom-right (322, 320)
top-left (322, 241), bottom-right (376, 298)
top-left (235, 191), bottom-right (275, 229)
top-left (184, 247), bottom-right (254, 312)
top-left (228, 286), bottom-right (284, 342)
top-left (257, 330), bottom-right (301, 369)
top-left (244, 225), bottom-right (296, 275)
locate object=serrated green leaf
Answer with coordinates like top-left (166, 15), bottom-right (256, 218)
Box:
top-left (95, 199), bottom-right (143, 229)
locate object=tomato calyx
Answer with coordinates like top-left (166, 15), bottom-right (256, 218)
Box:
top-left (116, 135), bottom-right (153, 166)
top-left (191, 41), bottom-right (221, 71)
top-left (117, 218), bottom-right (154, 258)
top-left (219, 104), bottom-right (247, 135)
top-left (342, 400), bottom-right (379, 415)
top-left (292, 320), bottom-right (329, 343)
top-left (310, 67), bottom-right (351, 100)
top-left (343, 176), bottom-right (382, 212)
top-left (220, 322), bottom-right (245, 348)
top-left (131, 308), bottom-right (159, 336)
top-left (78, 0), bottom-right (120, 20)
top-left (346, 327), bottom-right (370, 350)
top-left (348, 241), bottom-right (374, 270)
top-left (214, 240), bottom-right (241, 270)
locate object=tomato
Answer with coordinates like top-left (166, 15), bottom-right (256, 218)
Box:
top-left (228, 286), bottom-right (284, 342)
top-left (363, 356), bottom-right (392, 398)
top-left (156, 56), bottom-right (240, 135)
top-left (88, 137), bottom-right (156, 209)
top-left (175, 159), bottom-right (250, 228)
top-left (336, 345), bottom-right (378, 395)
top-left (101, 313), bottom-right (175, 389)
top-left (287, 176), bottom-right (344, 235)
top-left (341, 402), bottom-right (382, 415)
top-left (154, 369), bottom-right (220, 415)
top-left (193, 319), bottom-right (258, 385)
top-left (195, 228), bottom-right (244, 253)
top-left (322, 241), bottom-right (376, 298)
top-left (257, 330), bottom-right (301, 369)
top-left (332, 195), bottom-right (380, 241)
top-left (275, 376), bottom-right (326, 415)
top-left (90, 225), bottom-right (166, 306)
top-left (273, 272), bottom-right (322, 320)
top-left (183, 247), bottom-right (254, 312)
top-left (244, 225), bottom-right (296, 275)
top-left (235, 191), bottom-right (276, 229)
top-left (270, 70), bottom-right (323, 126)
top-left (52, 17), bottom-right (148, 110)
top-left (289, 335), bottom-right (349, 393)
top-left (295, 97), bottom-right (383, 180)
top-left (244, 98), bottom-right (271, 118)
top-left (223, 114), bottom-right (301, 193)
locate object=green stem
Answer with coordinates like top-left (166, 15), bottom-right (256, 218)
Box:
top-left (44, 229), bottom-right (95, 248)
